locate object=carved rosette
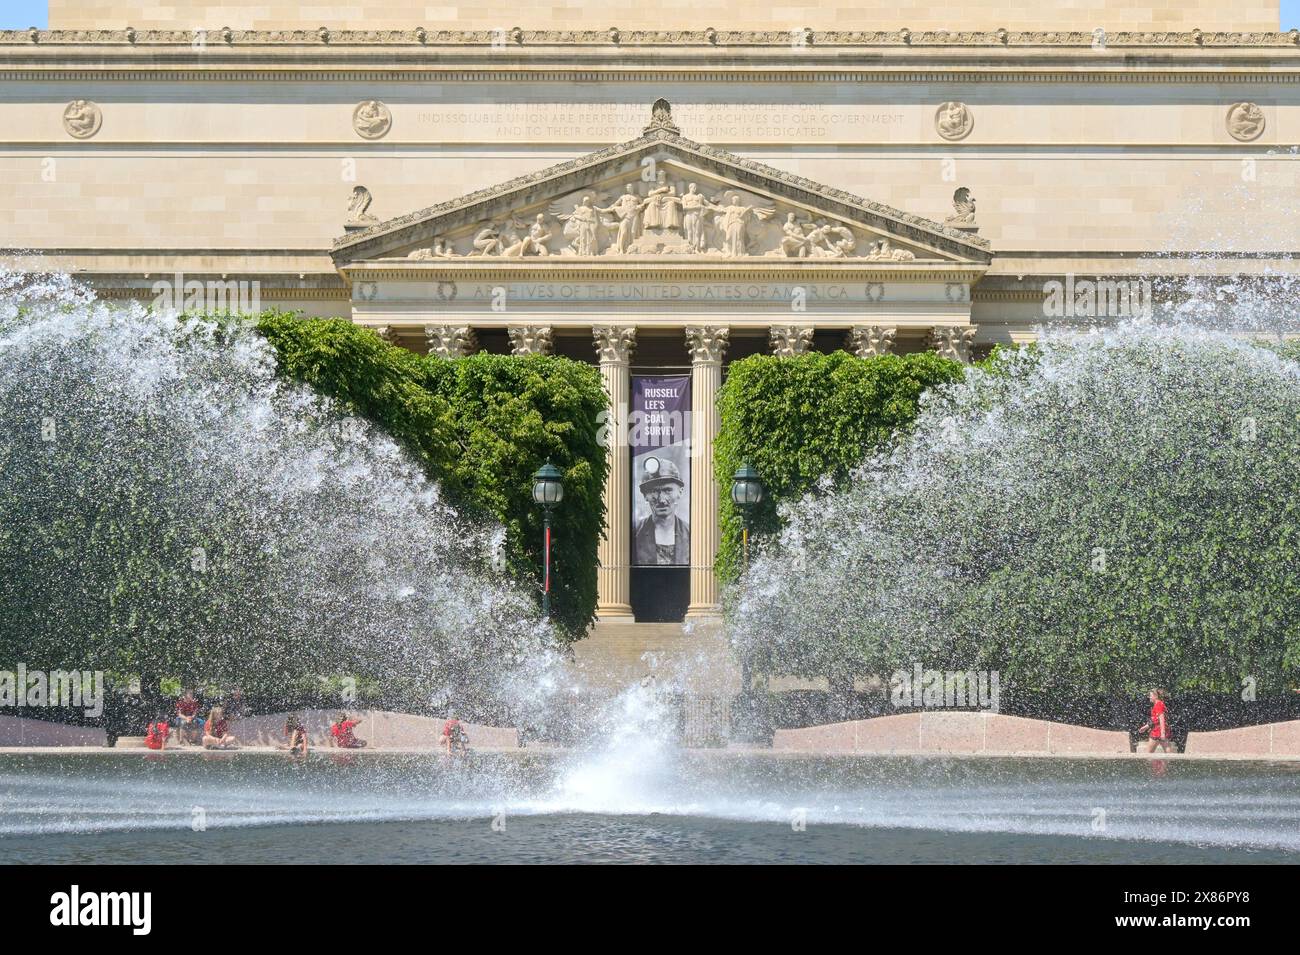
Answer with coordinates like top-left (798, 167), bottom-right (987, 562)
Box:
top-left (935, 101), bottom-right (974, 141)
top-left (63, 100), bottom-right (102, 139)
top-left (1226, 102), bottom-right (1265, 142)
top-left (685, 325), bottom-right (730, 364)
top-left (424, 323), bottom-right (477, 358)
top-left (508, 325), bottom-right (553, 355)
top-left (769, 325), bottom-right (815, 356)
top-left (846, 325), bottom-right (897, 358)
top-left (592, 325), bottom-right (637, 364)
top-left (929, 325), bottom-right (977, 363)
top-left (352, 100), bottom-right (392, 140)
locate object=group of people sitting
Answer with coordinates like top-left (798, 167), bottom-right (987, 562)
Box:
top-left (140, 691), bottom-right (471, 755)
top-left (142, 688), bottom-right (242, 750)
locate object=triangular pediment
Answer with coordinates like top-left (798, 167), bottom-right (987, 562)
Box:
top-left (331, 101), bottom-right (991, 269)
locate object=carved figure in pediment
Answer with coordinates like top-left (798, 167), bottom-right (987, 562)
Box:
top-left (774, 213), bottom-right (810, 257)
top-left (501, 213), bottom-right (553, 257)
top-left (409, 238), bottom-right (455, 259)
top-left (596, 185), bottom-right (645, 254)
top-left (805, 221), bottom-right (857, 258)
top-left (550, 194), bottom-right (604, 256)
top-left (470, 225), bottom-right (505, 256)
top-left (640, 171), bottom-right (683, 231)
top-left (680, 183), bottom-right (710, 253)
top-left (865, 237), bottom-right (916, 262)
top-left (707, 192), bottom-right (775, 257)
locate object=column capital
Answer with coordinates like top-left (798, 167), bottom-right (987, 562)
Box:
top-left (929, 324), bottom-right (977, 363)
top-left (508, 325), bottom-right (553, 356)
top-left (372, 324), bottom-right (394, 343)
top-left (769, 325), bottom-right (815, 357)
top-left (592, 325), bottom-right (637, 364)
top-left (846, 324), bottom-right (897, 358)
top-left (424, 323), bottom-right (477, 358)
top-left (685, 325), bottom-right (730, 364)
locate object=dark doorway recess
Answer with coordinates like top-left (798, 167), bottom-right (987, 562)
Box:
top-left (630, 566), bottom-right (690, 622)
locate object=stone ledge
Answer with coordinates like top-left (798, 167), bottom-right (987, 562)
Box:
top-left (773, 711), bottom-right (1131, 755)
top-left (1184, 720), bottom-right (1300, 757)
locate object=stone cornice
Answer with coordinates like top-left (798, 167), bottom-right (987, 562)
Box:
top-left (338, 261), bottom-right (988, 283)
top-left (4, 28), bottom-right (1300, 48)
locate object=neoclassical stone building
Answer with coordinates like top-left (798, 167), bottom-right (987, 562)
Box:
top-left (3, 1), bottom-right (1298, 629)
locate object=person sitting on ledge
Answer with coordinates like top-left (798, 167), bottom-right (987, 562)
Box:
top-left (1138, 688), bottom-right (1173, 754)
top-left (174, 688), bottom-right (203, 746)
top-left (283, 714), bottom-right (309, 756)
top-left (440, 714), bottom-right (469, 756)
top-left (330, 712), bottom-right (367, 749)
top-left (202, 705), bottom-right (240, 750)
top-left (144, 711), bottom-right (171, 751)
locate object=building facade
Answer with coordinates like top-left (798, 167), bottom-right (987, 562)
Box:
top-left (3, 2), bottom-right (1298, 625)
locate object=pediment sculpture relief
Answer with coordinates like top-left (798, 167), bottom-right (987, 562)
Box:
top-left (403, 169), bottom-right (926, 261)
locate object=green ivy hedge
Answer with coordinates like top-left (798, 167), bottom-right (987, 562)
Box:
top-left (714, 350), bottom-right (967, 584)
top-left (257, 313), bottom-right (608, 637)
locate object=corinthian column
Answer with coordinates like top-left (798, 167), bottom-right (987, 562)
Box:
top-left (593, 325), bottom-right (637, 618)
top-left (685, 325), bottom-right (729, 617)
top-left (508, 325), bottom-right (553, 355)
top-left (424, 323), bottom-right (477, 358)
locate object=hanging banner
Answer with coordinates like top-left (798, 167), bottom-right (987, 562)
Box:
top-left (630, 375), bottom-right (692, 566)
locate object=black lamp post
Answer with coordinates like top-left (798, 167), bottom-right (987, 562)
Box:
top-left (730, 463), bottom-right (765, 694)
top-left (730, 462), bottom-right (765, 570)
top-left (531, 461), bottom-right (565, 619)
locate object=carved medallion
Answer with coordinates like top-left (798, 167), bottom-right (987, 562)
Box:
top-left (935, 101), bottom-right (974, 141)
top-left (1226, 102), bottom-right (1265, 142)
top-left (353, 100), bottom-right (392, 140)
top-left (63, 100), bottom-right (102, 139)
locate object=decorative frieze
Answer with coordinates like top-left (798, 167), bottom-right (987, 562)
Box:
top-left (6, 29), bottom-right (1300, 49)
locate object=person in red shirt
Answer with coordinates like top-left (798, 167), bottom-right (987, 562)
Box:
top-left (440, 715), bottom-right (468, 756)
top-left (330, 713), bottom-right (366, 749)
top-left (144, 713), bottom-right (170, 751)
top-left (202, 705), bottom-right (241, 750)
top-left (175, 689), bottom-right (203, 746)
top-left (1139, 688), bottom-right (1173, 754)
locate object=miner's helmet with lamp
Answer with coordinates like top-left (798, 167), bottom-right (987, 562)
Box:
top-left (639, 456), bottom-right (684, 493)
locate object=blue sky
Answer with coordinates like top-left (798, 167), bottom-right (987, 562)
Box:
top-left (0, 1), bottom-right (1297, 31)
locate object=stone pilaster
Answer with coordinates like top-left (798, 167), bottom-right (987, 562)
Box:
top-left (508, 325), bottom-right (553, 355)
top-left (684, 325), bottom-right (729, 617)
top-left (423, 323), bottom-right (477, 358)
top-left (769, 324), bottom-right (815, 356)
top-left (846, 324), bottom-right (897, 357)
top-left (930, 325), bottom-right (977, 363)
top-left (593, 325), bottom-right (637, 618)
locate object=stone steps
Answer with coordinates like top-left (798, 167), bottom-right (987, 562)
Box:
top-left (569, 619), bottom-right (741, 694)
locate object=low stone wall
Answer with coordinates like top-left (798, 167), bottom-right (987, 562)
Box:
top-left (218, 709), bottom-right (519, 750)
top-left (772, 711), bottom-right (1130, 755)
top-left (0, 715), bottom-right (107, 747)
top-left (1184, 720), bottom-right (1300, 757)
